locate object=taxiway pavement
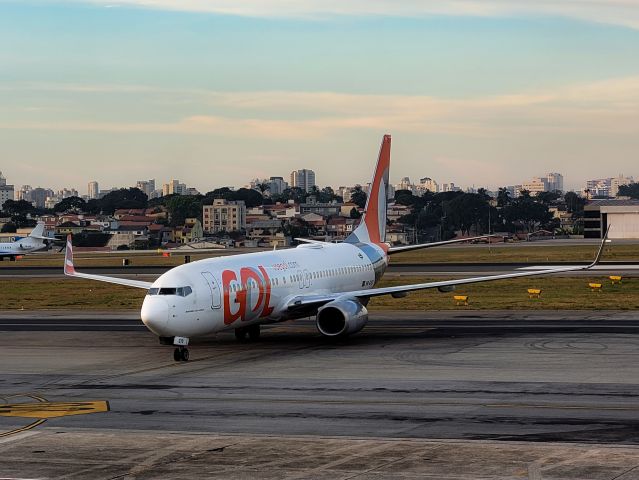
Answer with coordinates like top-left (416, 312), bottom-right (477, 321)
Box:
top-left (2, 310), bottom-right (639, 478)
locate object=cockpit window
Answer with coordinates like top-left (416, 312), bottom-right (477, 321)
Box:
top-left (178, 286), bottom-right (193, 297)
top-left (147, 286), bottom-right (193, 297)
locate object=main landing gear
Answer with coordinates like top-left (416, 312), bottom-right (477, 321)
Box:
top-left (235, 324), bottom-right (261, 342)
top-left (173, 346), bottom-right (189, 362)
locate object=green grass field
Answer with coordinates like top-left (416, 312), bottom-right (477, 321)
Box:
top-left (3, 243), bottom-right (638, 269)
top-left (370, 275), bottom-right (638, 310)
top-left (1, 275), bottom-right (636, 311)
top-left (390, 244), bottom-right (639, 264)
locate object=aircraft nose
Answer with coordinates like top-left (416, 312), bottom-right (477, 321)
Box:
top-left (141, 296), bottom-right (170, 335)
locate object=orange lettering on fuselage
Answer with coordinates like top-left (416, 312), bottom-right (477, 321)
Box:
top-left (222, 265), bottom-right (274, 325)
top-left (222, 270), bottom-right (245, 325)
top-left (240, 267), bottom-right (265, 315)
top-left (258, 266), bottom-right (274, 318)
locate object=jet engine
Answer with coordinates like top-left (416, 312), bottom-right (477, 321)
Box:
top-left (316, 299), bottom-right (368, 337)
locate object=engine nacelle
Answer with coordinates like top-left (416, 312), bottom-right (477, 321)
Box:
top-left (316, 299), bottom-right (368, 337)
top-left (438, 285), bottom-right (456, 293)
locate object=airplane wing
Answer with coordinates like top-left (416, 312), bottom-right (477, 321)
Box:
top-left (288, 227), bottom-right (610, 312)
top-left (63, 235), bottom-right (153, 289)
top-left (387, 235), bottom-right (496, 254)
top-left (295, 235), bottom-right (495, 252)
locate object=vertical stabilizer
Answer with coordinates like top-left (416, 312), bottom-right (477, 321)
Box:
top-left (345, 135), bottom-right (391, 249)
top-left (28, 222), bottom-right (45, 239)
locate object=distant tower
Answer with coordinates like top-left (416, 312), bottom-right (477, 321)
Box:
top-left (0, 172), bottom-right (13, 209)
top-left (546, 173), bottom-right (564, 193)
top-left (290, 169), bottom-right (316, 193)
top-left (88, 181), bottom-right (99, 199)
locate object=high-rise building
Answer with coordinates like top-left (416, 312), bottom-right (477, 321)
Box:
top-left (290, 169), bottom-right (316, 193)
top-left (203, 199), bottom-right (246, 233)
top-left (395, 177), bottom-right (414, 193)
top-left (441, 183), bottom-right (461, 193)
top-left (88, 181), bottom-right (99, 199)
top-left (16, 185), bottom-right (52, 208)
top-left (30, 188), bottom-right (52, 209)
top-left (419, 177), bottom-right (439, 193)
top-left (136, 179), bottom-right (155, 198)
top-left (268, 176), bottom-right (288, 196)
top-left (586, 178), bottom-right (612, 197)
top-left (522, 177), bottom-right (549, 195)
top-left (336, 186), bottom-right (353, 202)
top-left (611, 175), bottom-right (634, 197)
top-left (16, 185), bottom-right (32, 202)
top-left (162, 180), bottom-right (186, 196)
top-left (546, 173), bottom-right (564, 193)
top-left (0, 172), bottom-right (14, 209)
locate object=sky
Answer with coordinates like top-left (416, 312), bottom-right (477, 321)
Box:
top-left (1, 1), bottom-right (639, 194)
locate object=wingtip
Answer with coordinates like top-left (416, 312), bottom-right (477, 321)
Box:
top-left (589, 224), bottom-right (611, 268)
top-left (64, 234), bottom-right (75, 275)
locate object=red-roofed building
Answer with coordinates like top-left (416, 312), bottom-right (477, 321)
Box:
top-left (114, 208), bottom-right (146, 219)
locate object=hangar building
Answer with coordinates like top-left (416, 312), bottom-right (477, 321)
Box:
top-left (584, 199), bottom-right (639, 239)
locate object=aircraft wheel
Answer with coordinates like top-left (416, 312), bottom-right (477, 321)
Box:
top-left (174, 347), bottom-right (189, 362)
top-left (235, 328), bottom-right (248, 342)
top-left (248, 324), bottom-right (261, 341)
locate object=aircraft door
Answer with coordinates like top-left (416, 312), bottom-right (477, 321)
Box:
top-left (201, 271), bottom-right (222, 309)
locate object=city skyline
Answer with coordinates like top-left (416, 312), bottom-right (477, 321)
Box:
top-left (3, 167), bottom-right (637, 208)
top-left (1, 1), bottom-right (639, 191)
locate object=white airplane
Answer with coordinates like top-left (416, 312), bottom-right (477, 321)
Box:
top-left (0, 223), bottom-right (51, 260)
top-left (63, 135), bottom-right (609, 361)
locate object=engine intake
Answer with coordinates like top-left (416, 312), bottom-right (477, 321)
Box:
top-left (316, 299), bottom-right (368, 337)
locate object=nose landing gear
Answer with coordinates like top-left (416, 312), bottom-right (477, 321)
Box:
top-left (173, 346), bottom-right (189, 362)
top-left (171, 336), bottom-right (190, 362)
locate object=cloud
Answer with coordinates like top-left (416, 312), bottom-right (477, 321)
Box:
top-left (2, 76), bottom-right (638, 139)
top-left (72, 0), bottom-right (639, 29)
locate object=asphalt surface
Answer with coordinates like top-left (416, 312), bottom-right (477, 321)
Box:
top-left (3, 309), bottom-right (639, 478)
top-left (2, 310), bottom-right (639, 443)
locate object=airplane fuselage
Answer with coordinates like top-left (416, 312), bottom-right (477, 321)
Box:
top-left (0, 240), bottom-right (48, 258)
top-left (141, 242), bottom-right (388, 338)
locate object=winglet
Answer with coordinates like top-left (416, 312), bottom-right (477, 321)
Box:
top-left (587, 225), bottom-right (611, 269)
top-left (64, 234), bottom-right (75, 275)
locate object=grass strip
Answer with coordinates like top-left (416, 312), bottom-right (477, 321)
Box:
top-left (0, 275), bottom-right (636, 311)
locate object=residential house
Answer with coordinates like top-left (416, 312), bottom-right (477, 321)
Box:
top-left (174, 218), bottom-right (204, 244)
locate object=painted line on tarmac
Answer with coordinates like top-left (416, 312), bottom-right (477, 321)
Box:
top-left (0, 394), bottom-right (109, 438)
top-left (0, 401), bottom-right (109, 419)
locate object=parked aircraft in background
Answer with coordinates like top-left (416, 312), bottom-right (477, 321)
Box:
top-left (63, 135), bottom-right (609, 361)
top-left (0, 223), bottom-right (52, 260)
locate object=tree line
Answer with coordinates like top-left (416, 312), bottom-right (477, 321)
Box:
top-left (392, 187), bottom-right (587, 240)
